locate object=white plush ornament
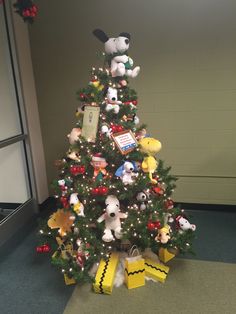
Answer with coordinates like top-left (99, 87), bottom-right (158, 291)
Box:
top-left (136, 191), bottom-right (148, 210)
top-left (58, 179), bottom-right (65, 188)
top-left (133, 114), bottom-right (140, 125)
top-left (101, 124), bottom-right (112, 138)
top-left (105, 87), bottom-right (122, 113)
top-left (69, 193), bottom-right (85, 217)
top-left (97, 195), bottom-right (127, 242)
top-left (176, 216), bottom-right (196, 233)
top-left (115, 161), bottom-right (138, 185)
top-left (93, 29), bottom-right (140, 78)
top-left (67, 128), bottom-right (81, 145)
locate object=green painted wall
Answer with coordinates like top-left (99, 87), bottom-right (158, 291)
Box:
top-left (29, 0), bottom-right (236, 204)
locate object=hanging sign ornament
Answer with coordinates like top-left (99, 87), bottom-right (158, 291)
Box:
top-left (112, 130), bottom-right (138, 155)
top-left (13, 0), bottom-right (38, 24)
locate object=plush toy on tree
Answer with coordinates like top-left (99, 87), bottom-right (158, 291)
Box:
top-left (93, 29), bottom-right (140, 78)
top-left (97, 195), bottom-right (128, 242)
top-left (139, 137), bottom-right (162, 184)
top-left (105, 87), bottom-right (122, 113)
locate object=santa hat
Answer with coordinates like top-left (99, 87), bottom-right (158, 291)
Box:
top-left (92, 153), bottom-right (105, 162)
top-left (175, 215), bottom-right (185, 229)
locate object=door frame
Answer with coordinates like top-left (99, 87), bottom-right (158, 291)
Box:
top-left (0, 1), bottom-right (38, 246)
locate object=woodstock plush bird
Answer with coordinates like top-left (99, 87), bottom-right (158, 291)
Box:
top-left (139, 137), bottom-right (162, 184)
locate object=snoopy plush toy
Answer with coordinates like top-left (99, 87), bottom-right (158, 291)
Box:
top-left (97, 195), bottom-right (127, 242)
top-left (105, 87), bottom-right (122, 113)
top-left (93, 29), bottom-right (140, 78)
top-left (115, 161), bottom-right (139, 185)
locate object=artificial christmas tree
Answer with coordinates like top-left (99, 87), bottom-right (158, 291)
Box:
top-left (38, 29), bottom-right (196, 290)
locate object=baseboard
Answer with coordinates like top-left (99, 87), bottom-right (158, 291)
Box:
top-left (175, 202), bottom-right (236, 212)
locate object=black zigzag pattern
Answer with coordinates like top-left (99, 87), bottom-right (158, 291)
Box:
top-left (145, 262), bottom-right (168, 275)
top-left (99, 253), bottom-right (111, 294)
top-left (125, 268), bottom-right (145, 276)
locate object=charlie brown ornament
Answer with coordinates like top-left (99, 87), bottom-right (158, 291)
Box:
top-left (90, 153), bottom-right (108, 180)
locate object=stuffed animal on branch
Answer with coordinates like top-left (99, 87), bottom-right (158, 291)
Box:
top-left (155, 225), bottom-right (171, 244)
top-left (93, 29), bottom-right (140, 78)
top-left (105, 87), bottom-right (122, 113)
top-left (69, 193), bottom-right (85, 217)
top-left (139, 137), bottom-right (162, 184)
top-left (97, 195), bottom-right (127, 242)
top-left (136, 190), bottom-right (149, 210)
top-left (115, 161), bottom-right (138, 185)
top-left (176, 216), bottom-right (196, 233)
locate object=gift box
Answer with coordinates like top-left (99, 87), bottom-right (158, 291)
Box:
top-left (145, 258), bottom-right (169, 283)
top-left (93, 252), bottom-right (119, 294)
top-left (159, 247), bottom-right (175, 263)
top-left (125, 255), bottom-right (145, 289)
top-left (64, 274), bottom-right (76, 285)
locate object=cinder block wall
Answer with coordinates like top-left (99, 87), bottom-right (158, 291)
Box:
top-left (29, 0), bottom-right (236, 204)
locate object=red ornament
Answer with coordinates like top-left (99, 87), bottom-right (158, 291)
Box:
top-left (91, 187), bottom-right (99, 195)
top-left (79, 93), bottom-right (87, 100)
top-left (91, 186), bottom-right (108, 195)
top-left (36, 244), bottom-right (51, 253)
top-left (123, 100), bottom-right (137, 106)
top-left (70, 165), bottom-right (85, 176)
top-left (147, 221), bottom-right (155, 231)
top-left (152, 186), bottom-right (164, 195)
top-left (147, 220), bottom-right (161, 231)
top-left (116, 125), bottom-right (124, 132)
top-left (99, 186), bottom-right (108, 195)
top-left (79, 166), bottom-right (86, 174)
top-left (60, 196), bottom-right (69, 208)
top-left (110, 124), bottom-right (124, 133)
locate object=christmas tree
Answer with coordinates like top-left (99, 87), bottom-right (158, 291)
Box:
top-left (38, 29), bottom-right (196, 288)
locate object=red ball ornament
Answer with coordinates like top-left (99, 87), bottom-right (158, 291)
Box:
top-left (70, 165), bottom-right (79, 176)
top-left (152, 186), bottom-right (164, 195)
top-left (36, 244), bottom-right (51, 253)
top-left (147, 221), bottom-right (155, 231)
top-left (70, 165), bottom-right (85, 176)
top-left (92, 188), bottom-right (99, 195)
top-left (99, 186), bottom-right (108, 195)
top-left (153, 220), bottom-right (162, 229)
top-left (79, 93), bottom-right (87, 100)
top-left (79, 166), bottom-right (85, 174)
top-left (116, 125), bottom-right (124, 132)
top-left (147, 220), bottom-right (161, 231)
top-left (110, 125), bottom-right (117, 132)
top-left (132, 100), bottom-right (138, 106)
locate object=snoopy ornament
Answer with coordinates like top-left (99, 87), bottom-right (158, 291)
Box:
top-left (97, 195), bottom-right (127, 242)
top-left (93, 29), bottom-right (140, 78)
top-left (105, 87), bottom-right (122, 113)
top-left (69, 193), bottom-right (85, 217)
top-left (115, 161), bottom-right (138, 185)
top-left (136, 190), bottom-right (149, 210)
top-left (176, 216), bottom-right (196, 233)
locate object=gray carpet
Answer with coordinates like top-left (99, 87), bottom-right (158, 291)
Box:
top-left (0, 209), bottom-right (235, 314)
top-left (64, 258), bottom-right (236, 314)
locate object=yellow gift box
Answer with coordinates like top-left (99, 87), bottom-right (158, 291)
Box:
top-left (145, 258), bottom-right (169, 283)
top-left (125, 256), bottom-right (145, 289)
top-left (159, 247), bottom-right (176, 263)
top-left (64, 274), bottom-right (76, 285)
top-left (93, 252), bottom-right (119, 294)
